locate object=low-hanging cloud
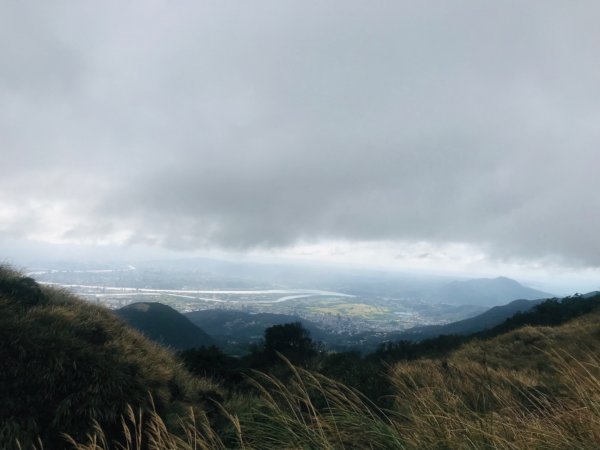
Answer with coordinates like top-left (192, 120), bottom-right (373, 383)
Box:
top-left (1, 1), bottom-right (600, 267)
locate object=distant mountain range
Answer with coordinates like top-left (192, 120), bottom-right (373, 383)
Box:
top-left (425, 276), bottom-right (551, 307)
top-left (116, 302), bottom-right (214, 350)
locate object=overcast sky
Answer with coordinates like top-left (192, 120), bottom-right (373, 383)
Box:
top-left (1, 1), bottom-right (599, 289)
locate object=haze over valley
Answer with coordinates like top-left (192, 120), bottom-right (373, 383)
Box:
top-left (24, 257), bottom-right (552, 339)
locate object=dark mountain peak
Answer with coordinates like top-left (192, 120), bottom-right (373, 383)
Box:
top-left (459, 276), bottom-right (520, 287)
top-left (493, 276), bottom-right (519, 284)
top-left (122, 301), bottom-right (172, 313)
top-left (499, 298), bottom-right (538, 308)
top-left (117, 302), bottom-right (213, 350)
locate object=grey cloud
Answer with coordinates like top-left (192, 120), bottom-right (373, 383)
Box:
top-left (1, 1), bottom-right (600, 266)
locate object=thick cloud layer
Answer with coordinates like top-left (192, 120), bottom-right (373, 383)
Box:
top-left (1, 1), bottom-right (600, 266)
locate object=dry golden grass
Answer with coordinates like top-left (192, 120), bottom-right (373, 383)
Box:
top-left (387, 311), bottom-right (600, 449)
top-left (63, 311), bottom-right (600, 449)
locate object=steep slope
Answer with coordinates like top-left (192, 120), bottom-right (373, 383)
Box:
top-left (427, 276), bottom-right (551, 306)
top-left (116, 302), bottom-right (214, 350)
top-left (0, 267), bottom-right (218, 449)
top-left (387, 307), bottom-right (600, 448)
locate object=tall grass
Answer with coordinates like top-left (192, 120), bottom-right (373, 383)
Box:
top-left (65, 315), bottom-right (600, 449)
top-left (66, 359), bottom-right (403, 450)
top-left (388, 349), bottom-right (600, 449)
top-left (65, 401), bottom-right (240, 450)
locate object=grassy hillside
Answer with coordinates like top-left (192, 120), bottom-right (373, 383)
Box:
top-left (387, 311), bottom-right (600, 448)
top-left (5, 263), bottom-right (600, 449)
top-left (0, 267), bottom-right (219, 449)
top-left (116, 302), bottom-right (214, 350)
top-left (67, 297), bottom-right (600, 449)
